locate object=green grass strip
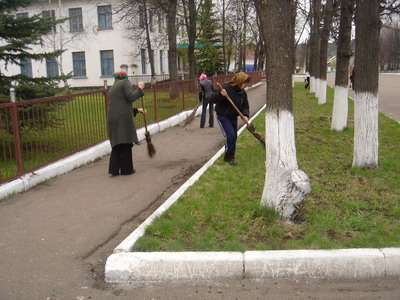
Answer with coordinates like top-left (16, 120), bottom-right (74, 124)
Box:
top-left (134, 83), bottom-right (400, 252)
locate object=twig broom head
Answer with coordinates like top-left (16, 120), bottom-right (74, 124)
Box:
top-left (183, 102), bottom-right (201, 127)
top-left (145, 131), bottom-right (156, 158)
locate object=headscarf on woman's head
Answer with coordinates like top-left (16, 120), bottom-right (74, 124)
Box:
top-left (113, 71), bottom-right (128, 80)
top-left (225, 72), bottom-right (251, 87)
top-left (199, 73), bottom-right (207, 81)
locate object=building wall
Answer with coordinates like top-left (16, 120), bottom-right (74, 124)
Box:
top-left (0, 0), bottom-right (169, 88)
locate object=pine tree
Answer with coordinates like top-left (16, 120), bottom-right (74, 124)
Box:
top-left (195, 0), bottom-right (223, 76)
top-left (0, 0), bottom-right (67, 100)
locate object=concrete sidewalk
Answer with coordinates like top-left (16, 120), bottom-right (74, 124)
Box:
top-left (0, 81), bottom-right (398, 299)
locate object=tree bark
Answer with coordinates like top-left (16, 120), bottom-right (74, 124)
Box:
top-left (331, 0), bottom-right (354, 131)
top-left (352, 0), bottom-right (380, 168)
top-left (165, 0), bottom-right (178, 81)
top-left (187, 0), bottom-right (196, 79)
top-left (143, 0), bottom-right (156, 79)
top-left (255, 0), bottom-right (311, 222)
top-left (317, 0), bottom-right (335, 104)
top-left (309, 0), bottom-right (321, 94)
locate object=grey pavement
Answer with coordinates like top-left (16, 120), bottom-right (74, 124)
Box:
top-left (0, 78), bottom-right (399, 300)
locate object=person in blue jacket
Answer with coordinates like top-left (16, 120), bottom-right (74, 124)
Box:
top-left (211, 72), bottom-right (250, 165)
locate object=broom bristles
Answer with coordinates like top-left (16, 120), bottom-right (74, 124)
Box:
top-left (145, 132), bottom-right (156, 157)
top-left (183, 103), bottom-right (201, 127)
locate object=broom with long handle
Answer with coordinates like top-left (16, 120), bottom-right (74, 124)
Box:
top-left (182, 101), bottom-right (202, 127)
top-left (217, 83), bottom-right (266, 148)
top-left (139, 96), bottom-right (156, 157)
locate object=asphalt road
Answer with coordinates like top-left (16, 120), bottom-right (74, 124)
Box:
top-left (0, 78), bottom-right (399, 300)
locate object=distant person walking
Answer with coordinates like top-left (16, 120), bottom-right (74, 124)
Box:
top-left (305, 71), bottom-right (310, 89)
top-left (198, 73), bottom-right (215, 128)
top-left (107, 71), bottom-right (146, 176)
top-left (212, 72), bottom-right (251, 166)
top-left (350, 68), bottom-right (355, 91)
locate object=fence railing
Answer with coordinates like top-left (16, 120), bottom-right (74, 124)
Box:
top-left (0, 71), bottom-right (263, 184)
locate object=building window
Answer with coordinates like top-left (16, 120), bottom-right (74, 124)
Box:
top-left (159, 50), bottom-right (164, 73)
top-left (149, 11), bottom-right (154, 32)
top-left (16, 12), bottom-right (28, 18)
top-left (69, 8), bottom-right (83, 31)
top-left (139, 6), bottom-right (144, 28)
top-left (141, 49), bottom-right (147, 74)
top-left (100, 50), bottom-right (114, 76)
top-left (72, 52), bottom-right (86, 77)
top-left (98, 5), bottom-right (112, 29)
top-left (158, 13), bottom-right (163, 33)
top-left (46, 57), bottom-right (59, 77)
top-left (42, 10), bottom-right (56, 32)
top-left (20, 58), bottom-right (32, 77)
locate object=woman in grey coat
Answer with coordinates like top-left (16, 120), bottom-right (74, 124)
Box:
top-left (107, 71), bottom-right (145, 176)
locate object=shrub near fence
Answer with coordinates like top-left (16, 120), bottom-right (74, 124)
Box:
top-left (0, 71), bottom-right (263, 184)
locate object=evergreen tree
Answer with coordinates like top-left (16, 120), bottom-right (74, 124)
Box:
top-left (195, 0), bottom-right (223, 76)
top-left (0, 0), bottom-right (67, 100)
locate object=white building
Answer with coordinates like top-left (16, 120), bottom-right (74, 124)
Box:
top-left (1, 0), bottom-right (170, 88)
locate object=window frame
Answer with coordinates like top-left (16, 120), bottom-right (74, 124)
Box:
top-left (46, 57), bottom-right (59, 77)
top-left (69, 8), bottom-right (83, 32)
top-left (100, 50), bottom-right (114, 76)
top-left (72, 52), bottom-right (87, 78)
top-left (97, 5), bottom-right (113, 29)
top-left (141, 49), bottom-right (147, 74)
top-left (20, 58), bottom-right (33, 77)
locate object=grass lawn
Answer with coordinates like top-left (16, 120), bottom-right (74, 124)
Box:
top-left (134, 83), bottom-right (400, 252)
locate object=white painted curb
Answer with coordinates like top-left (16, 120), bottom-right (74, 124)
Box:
top-left (105, 248), bottom-right (400, 282)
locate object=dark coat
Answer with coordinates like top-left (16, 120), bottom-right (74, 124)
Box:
top-left (211, 84), bottom-right (250, 119)
top-left (107, 79), bottom-right (144, 148)
top-left (199, 78), bottom-right (214, 100)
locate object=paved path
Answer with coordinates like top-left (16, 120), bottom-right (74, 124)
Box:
top-left (327, 72), bottom-right (400, 121)
top-left (0, 80), bottom-right (399, 300)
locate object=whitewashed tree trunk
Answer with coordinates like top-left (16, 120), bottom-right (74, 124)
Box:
top-left (315, 77), bottom-right (320, 98)
top-left (310, 76), bottom-right (315, 93)
top-left (255, 0), bottom-right (311, 223)
top-left (352, 0), bottom-right (380, 168)
top-left (261, 110), bottom-right (311, 221)
top-left (352, 92), bottom-right (379, 167)
top-left (331, 85), bottom-right (349, 131)
top-left (317, 79), bottom-right (327, 104)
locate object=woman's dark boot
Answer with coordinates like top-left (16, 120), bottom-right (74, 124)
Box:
top-left (228, 153), bottom-right (237, 166)
top-left (224, 152), bottom-right (229, 162)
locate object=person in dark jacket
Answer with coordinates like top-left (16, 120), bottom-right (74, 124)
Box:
top-left (107, 71), bottom-right (145, 176)
top-left (198, 73), bottom-right (215, 128)
top-left (211, 72), bottom-right (250, 165)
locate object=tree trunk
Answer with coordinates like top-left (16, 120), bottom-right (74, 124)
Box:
top-left (309, 0), bottom-right (321, 94)
top-left (331, 0), bottom-right (354, 131)
top-left (143, 0), bottom-right (156, 79)
top-left (317, 0), bottom-right (335, 104)
top-left (166, 0), bottom-right (178, 81)
top-left (255, 0), bottom-right (311, 222)
top-left (352, 0), bottom-right (380, 168)
top-left (187, 0), bottom-right (196, 79)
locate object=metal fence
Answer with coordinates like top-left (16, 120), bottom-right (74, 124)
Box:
top-left (0, 71), bottom-right (263, 184)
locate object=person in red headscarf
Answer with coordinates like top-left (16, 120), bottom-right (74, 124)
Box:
top-left (107, 72), bottom-right (145, 176)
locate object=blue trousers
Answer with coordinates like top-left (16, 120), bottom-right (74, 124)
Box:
top-left (217, 114), bottom-right (238, 154)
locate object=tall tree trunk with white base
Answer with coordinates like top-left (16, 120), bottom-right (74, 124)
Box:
top-left (309, 0), bottom-right (321, 95)
top-left (352, 0), bottom-right (380, 168)
top-left (331, 0), bottom-right (354, 131)
top-left (317, 0), bottom-right (335, 105)
top-left (255, 0), bottom-right (311, 222)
